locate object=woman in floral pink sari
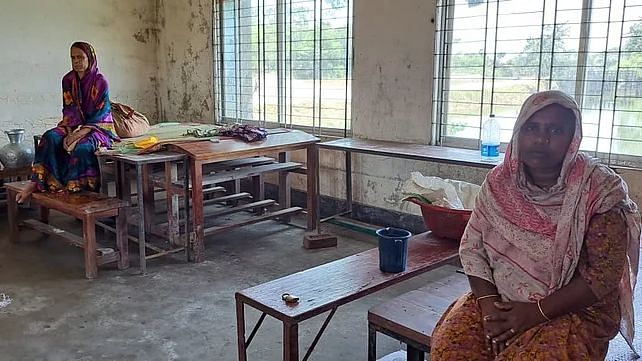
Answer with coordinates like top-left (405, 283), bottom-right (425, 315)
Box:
top-left (16, 42), bottom-right (118, 203)
top-left (431, 90), bottom-right (641, 360)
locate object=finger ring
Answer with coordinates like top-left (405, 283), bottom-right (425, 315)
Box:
top-left (492, 339), bottom-right (497, 344)
top-left (510, 328), bottom-right (516, 334)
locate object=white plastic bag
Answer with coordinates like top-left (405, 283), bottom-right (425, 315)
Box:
top-left (401, 172), bottom-right (480, 210)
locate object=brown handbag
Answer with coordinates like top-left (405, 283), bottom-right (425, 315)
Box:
top-left (111, 102), bottom-right (150, 138)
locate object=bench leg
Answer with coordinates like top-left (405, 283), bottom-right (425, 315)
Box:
top-left (236, 300), bottom-right (247, 361)
top-left (116, 208), bottom-right (129, 270)
top-left (283, 322), bottom-right (299, 361)
top-left (407, 345), bottom-right (424, 361)
top-left (252, 175), bottom-right (265, 215)
top-left (230, 179), bottom-right (241, 206)
top-left (83, 216), bottom-right (98, 279)
top-left (368, 323), bottom-right (377, 361)
top-left (40, 206), bottom-right (49, 224)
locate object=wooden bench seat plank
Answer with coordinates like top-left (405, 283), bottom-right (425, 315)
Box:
top-left (236, 233), bottom-right (459, 323)
top-left (177, 162), bottom-right (303, 188)
top-left (205, 192), bottom-right (252, 204)
top-left (204, 206), bottom-right (302, 236)
top-left (368, 291), bottom-right (454, 346)
top-left (5, 182), bottom-right (126, 217)
top-left (206, 199), bottom-right (275, 217)
top-left (368, 271), bottom-right (470, 358)
top-left (202, 156), bottom-right (276, 173)
top-left (369, 294), bottom-right (440, 347)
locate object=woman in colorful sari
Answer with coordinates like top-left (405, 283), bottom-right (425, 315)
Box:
top-left (16, 42), bottom-right (118, 203)
top-left (431, 90), bottom-right (641, 360)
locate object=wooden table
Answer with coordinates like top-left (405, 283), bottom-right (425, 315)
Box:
top-left (98, 152), bottom-right (189, 273)
top-left (166, 129), bottom-right (320, 262)
top-left (316, 138), bottom-right (502, 226)
top-left (235, 232), bottom-right (459, 361)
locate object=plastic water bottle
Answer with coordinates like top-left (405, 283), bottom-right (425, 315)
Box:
top-left (481, 114), bottom-right (500, 160)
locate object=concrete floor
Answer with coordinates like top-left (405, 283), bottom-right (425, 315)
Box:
top-left (1, 207), bottom-right (640, 361)
top-left (0, 209), bottom-right (460, 361)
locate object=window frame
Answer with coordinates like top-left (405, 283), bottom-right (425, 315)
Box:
top-left (212, 0), bottom-right (354, 137)
top-left (432, 0), bottom-right (642, 168)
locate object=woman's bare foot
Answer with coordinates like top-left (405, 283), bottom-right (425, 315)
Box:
top-left (16, 182), bottom-right (37, 204)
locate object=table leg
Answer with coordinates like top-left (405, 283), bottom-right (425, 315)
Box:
top-left (142, 165), bottom-right (154, 234)
top-left (367, 323), bottom-right (377, 361)
top-left (345, 151), bottom-right (352, 214)
top-left (406, 345), bottom-right (424, 361)
top-left (116, 204), bottom-right (129, 270)
top-left (236, 300), bottom-right (247, 361)
top-left (136, 163), bottom-right (147, 273)
top-left (283, 322), bottom-right (299, 361)
top-left (307, 144), bottom-right (319, 231)
top-left (165, 161), bottom-right (180, 247)
top-left (116, 161), bottom-right (131, 269)
top-left (278, 152), bottom-right (291, 221)
top-left (190, 160), bottom-right (205, 262)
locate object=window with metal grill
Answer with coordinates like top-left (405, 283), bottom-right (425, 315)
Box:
top-left (213, 0), bottom-right (353, 136)
top-left (433, 0), bottom-right (642, 167)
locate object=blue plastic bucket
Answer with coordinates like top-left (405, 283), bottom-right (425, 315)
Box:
top-left (376, 227), bottom-right (412, 273)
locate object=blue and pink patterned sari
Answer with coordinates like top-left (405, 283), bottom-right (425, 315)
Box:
top-left (32, 42), bottom-right (118, 192)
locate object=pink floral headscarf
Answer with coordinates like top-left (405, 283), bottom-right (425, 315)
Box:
top-left (459, 90), bottom-right (641, 347)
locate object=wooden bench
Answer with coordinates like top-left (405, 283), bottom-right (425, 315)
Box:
top-left (367, 271), bottom-right (469, 361)
top-left (4, 181), bottom-right (129, 279)
top-left (0, 166), bottom-right (32, 210)
top-left (235, 232), bottom-right (459, 361)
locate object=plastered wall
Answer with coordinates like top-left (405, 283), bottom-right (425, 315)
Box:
top-left (156, 0), bottom-right (215, 123)
top-left (0, 0), bottom-right (159, 148)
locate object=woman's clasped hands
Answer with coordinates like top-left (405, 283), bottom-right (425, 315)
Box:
top-left (480, 299), bottom-right (548, 356)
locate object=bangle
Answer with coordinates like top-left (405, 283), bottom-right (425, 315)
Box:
top-left (537, 299), bottom-right (551, 321)
top-left (476, 294), bottom-right (500, 302)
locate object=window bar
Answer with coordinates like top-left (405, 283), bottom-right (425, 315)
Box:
top-left (548, 0), bottom-right (559, 90)
top-left (574, 0), bottom-right (593, 107)
top-left (214, 1), bottom-right (225, 122)
top-left (262, 0), bottom-right (267, 127)
top-left (343, 0), bottom-right (351, 137)
top-left (595, 0), bottom-right (614, 157)
top-left (536, 0), bottom-right (547, 91)
top-left (318, 0), bottom-right (324, 134)
top-left (478, 0), bottom-right (492, 148)
top-left (608, 0), bottom-right (627, 165)
top-left (312, 0), bottom-right (318, 136)
top-left (489, 0), bottom-right (500, 116)
top-left (289, 0), bottom-right (293, 129)
top-left (277, 0), bottom-right (285, 127)
top-left (257, 0), bottom-right (262, 124)
top-left (235, 0), bottom-right (241, 123)
top-left (434, 0), bottom-right (454, 145)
